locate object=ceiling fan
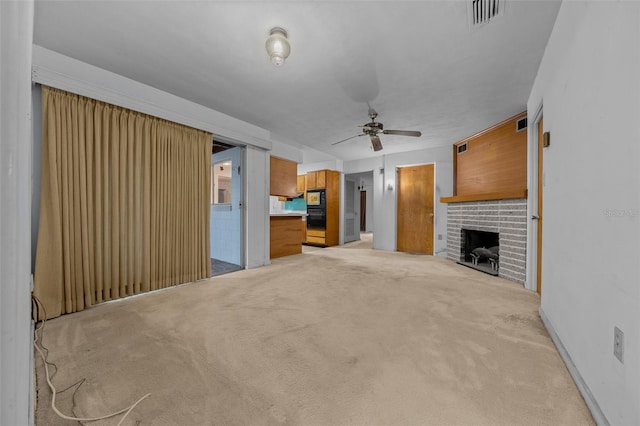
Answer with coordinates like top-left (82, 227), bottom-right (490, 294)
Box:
top-left (332, 110), bottom-right (422, 152)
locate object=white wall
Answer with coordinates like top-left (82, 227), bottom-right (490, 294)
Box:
top-left (298, 159), bottom-right (343, 175)
top-left (32, 46), bottom-right (273, 150)
top-left (528, 2), bottom-right (639, 424)
top-left (343, 146), bottom-right (453, 254)
top-left (270, 140), bottom-right (303, 164)
top-left (0, 1), bottom-right (34, 424)
top-left (245, 146), bottom-right (270, 268)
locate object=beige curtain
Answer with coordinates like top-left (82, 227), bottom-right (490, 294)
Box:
top-left (34, 86), bottom-right (212, 319)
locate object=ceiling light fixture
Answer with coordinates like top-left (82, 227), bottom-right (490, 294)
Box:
top-left (265, 27), bottom-right (291, 66)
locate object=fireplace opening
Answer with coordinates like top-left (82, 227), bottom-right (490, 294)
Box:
top-left (459, 229), bottom-right (499, 276)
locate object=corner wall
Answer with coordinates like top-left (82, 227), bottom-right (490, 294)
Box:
top-left (528, 2), bottom-right (639, 424)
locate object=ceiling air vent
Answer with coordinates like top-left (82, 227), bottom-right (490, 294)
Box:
top-left (468, 0), bottom-right (505, 29)
top-left (516, 117), bottom-right (528, 132)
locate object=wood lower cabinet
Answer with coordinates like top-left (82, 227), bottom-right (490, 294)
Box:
top-left (306, 228), bottom-right (326, 245)
top-left (270, 216), bottom-right (304, 259)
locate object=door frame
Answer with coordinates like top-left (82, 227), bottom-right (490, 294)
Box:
top-left (211, 139), bottom-right (246, 269)
top-left (395, 162), bottom-right (436, 254)
top-left (526, 105), bottom-right (543, 293)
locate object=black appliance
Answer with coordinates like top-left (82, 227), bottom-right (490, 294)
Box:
top-left (306, 189), bottom-right (326, 229)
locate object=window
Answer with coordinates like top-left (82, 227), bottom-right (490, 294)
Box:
top-left (212, 160), bottom-right (232, 204)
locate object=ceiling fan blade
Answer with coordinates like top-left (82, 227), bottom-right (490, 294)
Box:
top-left (331, 133), bottom-right (365, 146)
top-left (382, 130), bottom-right (422, 137)
top-left (370, 135), bottom-right (383, 152)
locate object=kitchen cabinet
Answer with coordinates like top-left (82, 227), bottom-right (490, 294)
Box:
top-left (270, 156), bottom-right (297, 197)
top-left (270, 215), bottom-right (305, 259)
top-left (305, 169), bottom-right (326, 189)
top-left (297, 175), bottom-right (305, 193)
top-left (304, 169), bottom-right (340, 247)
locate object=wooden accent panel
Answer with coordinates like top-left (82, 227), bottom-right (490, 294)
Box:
top-left (270, 216), bottom-right (303, 259)
top-left (297, 175), bottom-right (305, 193)
top-left (454, 112), bottom-right (527, 197)
top-left (397, 164), bottom-right (434, 255)
top-left (270, 156), bottom-right (297, 197)
top-left (441, 189), bottom-right (527, 204)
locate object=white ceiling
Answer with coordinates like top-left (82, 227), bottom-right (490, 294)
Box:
top-left (34, 0), bottom-right (561, 162)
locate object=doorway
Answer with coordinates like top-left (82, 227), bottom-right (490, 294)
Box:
top-left (344, 171), bottom-right (374, 243)
top-left (397, 164), bottom-right (434, 254)
top-left (211, 143), bottom-right (244, 276)
top-left (344, 175), bottom-right (359, 243)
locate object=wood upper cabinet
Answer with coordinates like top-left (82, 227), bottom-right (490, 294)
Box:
top-left (305, 172), bottom-right (316, 190)
top-left (306, 169), bottom-right (326, 189)
top-left (316, 170), bottom-right (326, 188)
top-left (297, 175), bottom-right (305, 193)
top-left (270, 156), bottom-right (297, 197)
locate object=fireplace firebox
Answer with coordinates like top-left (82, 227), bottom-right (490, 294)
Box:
top-left (459, 229), bottom-right (499, 276)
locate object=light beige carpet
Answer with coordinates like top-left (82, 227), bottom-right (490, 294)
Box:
top-left (35, 239), bottom-right (593, 425)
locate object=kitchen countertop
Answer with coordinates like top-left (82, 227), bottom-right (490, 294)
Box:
top-left (270, 212), bottom-right (307, 217)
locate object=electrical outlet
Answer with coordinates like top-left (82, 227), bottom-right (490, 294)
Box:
top-left (438, 234), bottom-right (443, 240)
top-left (614, 326), bottom-right (624, 363)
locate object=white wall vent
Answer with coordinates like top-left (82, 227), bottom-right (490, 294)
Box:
top-left (516, 117), bottom-right (528, 132)
top-left (468, 0), bottom-right (505, 29)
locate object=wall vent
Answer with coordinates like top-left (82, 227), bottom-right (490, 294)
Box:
top-left (457, 143), bottom-right (468, 154)
top-left (516, 117), bottom-right (528, 132)
top-left (468, 0), bottom-right (505, 29)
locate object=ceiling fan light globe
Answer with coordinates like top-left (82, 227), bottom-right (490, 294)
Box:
top-left (271, 55), bottom-right (285, 66)
top-left (266, 27), bottom-right (291, 66)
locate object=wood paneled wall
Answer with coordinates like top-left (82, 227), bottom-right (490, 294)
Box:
top-left (454, 112), bottom-right (527, 197)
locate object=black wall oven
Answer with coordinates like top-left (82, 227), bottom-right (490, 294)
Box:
top-left (307, 189), bottom-right (326, 229)
top-left (307, 207), bottom-right (326, 229)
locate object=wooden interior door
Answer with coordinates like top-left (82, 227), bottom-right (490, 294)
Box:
top-left (536, 118), bottom-right (544, 295)
top-left (397, 164), bottom-right (434, 254)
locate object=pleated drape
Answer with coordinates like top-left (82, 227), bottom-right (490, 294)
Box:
top-left (34, 86), bottom-right (212, 319)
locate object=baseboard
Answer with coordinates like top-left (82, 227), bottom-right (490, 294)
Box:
top-left (539, 308), bottom-right (610, 426)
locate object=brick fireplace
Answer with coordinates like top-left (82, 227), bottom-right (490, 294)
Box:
top-left (446, 199), bottom-right (527, 283)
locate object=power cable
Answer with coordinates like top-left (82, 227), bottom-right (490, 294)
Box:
top-left (32, 295), bottom-right (151, 425)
